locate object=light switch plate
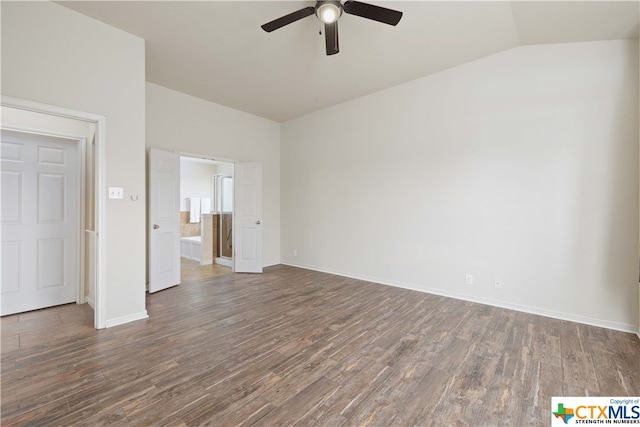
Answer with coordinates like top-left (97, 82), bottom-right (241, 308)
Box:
top-left (108, 187), bottom-right (124, 199)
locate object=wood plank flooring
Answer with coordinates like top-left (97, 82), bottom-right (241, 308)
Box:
top-left (180, 258), bottom-right (233, 283)
top-left (2, 265), bottom-right (639, 426)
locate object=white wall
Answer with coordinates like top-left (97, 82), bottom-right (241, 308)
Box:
top-left (146, 83), bottom-right (281, 267)
top-left (180, 159), bottom-right (216, 212)
top-left (281, 39), bottom-right (640, 332)
top-left (2, 2), bottom-right (147, 324)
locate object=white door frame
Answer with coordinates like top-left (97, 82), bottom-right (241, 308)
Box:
top-left (2, 96), bottom-right (107, 329)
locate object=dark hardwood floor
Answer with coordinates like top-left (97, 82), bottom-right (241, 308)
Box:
top-left (2, 265), bottom-right (639, 426)
top-left (180, 258), bottom-right (233, 283)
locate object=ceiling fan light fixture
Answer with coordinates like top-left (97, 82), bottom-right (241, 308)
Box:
top-left (316, 2), bottom-right (342, 24)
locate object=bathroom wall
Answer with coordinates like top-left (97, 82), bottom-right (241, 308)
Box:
top-left (180, 158), bottom-right (214, 237)
top-left (180, 158), bottom-right (216, 211)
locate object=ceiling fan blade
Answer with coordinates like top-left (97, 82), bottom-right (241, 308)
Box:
top-left (324, 21), bottom-right (339, 55)
top-left (343, 1), bottom-right (402, 26)
top-left (261, 6), bottom-right (315, 32)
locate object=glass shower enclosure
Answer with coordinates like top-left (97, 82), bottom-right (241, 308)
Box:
top-left (215, 175), bottom-right (233, 261)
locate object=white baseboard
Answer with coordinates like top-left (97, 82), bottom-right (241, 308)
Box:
top-left (282, 261), bottom-right (639, 335)
top-left (105, 310), bottom-right (149, 328)
top-left (263, 261), bottom-right (280, 268)
top-left (215, 257), bottom-right (232, 267)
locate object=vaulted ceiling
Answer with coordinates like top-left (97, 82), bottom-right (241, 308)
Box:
top-left (58, 1), bottom-right (639, 122)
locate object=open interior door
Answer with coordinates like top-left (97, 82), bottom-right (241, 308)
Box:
top-left (234, 162), bottom-right (262, 273)
top-left (148, 148), bottom-right (180, 292)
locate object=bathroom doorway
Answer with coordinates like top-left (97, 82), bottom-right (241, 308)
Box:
top-left (179, 156), bottom-right (233, 282)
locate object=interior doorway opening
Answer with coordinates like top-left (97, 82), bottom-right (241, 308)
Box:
top-left (179, 156), bottom-right (234, 281)
top-left (1, 98), bottom-right (106, 329)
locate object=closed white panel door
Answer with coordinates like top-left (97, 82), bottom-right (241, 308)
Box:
top-left (234, 162), bottom-right (262, 273)
top-left (1, 130), bottom-right (78, 315)
top-left (149, 148), bottom-right (180, 292)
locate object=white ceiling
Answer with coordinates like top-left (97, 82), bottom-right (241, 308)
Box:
top-left (57, 1), bottom-right (639, 122)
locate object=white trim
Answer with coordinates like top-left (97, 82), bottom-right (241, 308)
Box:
top-left (263, 262), bottom-right (280, 268)
top-left (282, 261), bottom-right (639, 335)
top-left (1, 96), bottom-right (107, 329)
top-left (85, 295), bottom-right (95, 309)
top-left (77, 137), bottom-right (86, 307)
top-left (175, 150), bottom-right (237, 164)
top-left (105, 310), bottom-right (148, 328)
top-left (215, 257), bottom-right (233, 267)
top-left (95, 116), bottom-right (106, 329)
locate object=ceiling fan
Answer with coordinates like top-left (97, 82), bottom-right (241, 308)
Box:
top-left (261, 1), bottom-right (403, 56)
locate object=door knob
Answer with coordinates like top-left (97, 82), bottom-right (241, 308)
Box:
top-left (153, 224), bottom-right (159, 229)
top-left (256, 220), bottom-right (261, 225)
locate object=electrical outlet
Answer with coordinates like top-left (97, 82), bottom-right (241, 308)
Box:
top-left (494, 279), bottom-right (502, 289)
top-left (293, 249), bottom-right (298, 257)
top-left (465, 274), bottom-right (473, 286)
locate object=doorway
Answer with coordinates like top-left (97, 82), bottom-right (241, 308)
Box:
top-left (179, 156), bottom-right (233, 282)
top-left (149, 150), bottom-right (263, 288)
top-left (1, 98), bottom-right (106, 328)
